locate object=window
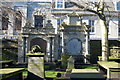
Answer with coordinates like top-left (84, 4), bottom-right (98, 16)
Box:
top-left (15, 11), bottom-right (22, 30)
top-left (65, 2), bottom-right (74, 8)
top-left (119, 20), bottom-right (120, 33)
top-left (89, 20), bottom-right (94, 32)
top-left (34, 15), bottom-right (43, 27)
top-left (116, 1), bottom-right (120, 10)
top-left (57, 19), bottom-right (63, 26)
top-left (2, 11), bottom-right (9, 30)
top-left (56, 0), bottom-right (64, 8)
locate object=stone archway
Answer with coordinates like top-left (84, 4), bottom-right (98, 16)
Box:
top-left (30, 38), bottom-right (47, 53)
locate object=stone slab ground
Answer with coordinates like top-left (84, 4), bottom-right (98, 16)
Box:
top-left (97, 61), bottom-right (120, 79)
top-left (70, 69), bottom-right (106, 80)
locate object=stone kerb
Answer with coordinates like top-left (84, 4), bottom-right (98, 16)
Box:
top-left (27, 52), bottom-right (45, 80)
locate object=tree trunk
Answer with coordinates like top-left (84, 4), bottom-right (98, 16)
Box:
top-left (100, 19), bottom-right (109, 61)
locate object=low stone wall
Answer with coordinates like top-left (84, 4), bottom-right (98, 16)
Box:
top-left (0, 68), bottom-right (25, 80)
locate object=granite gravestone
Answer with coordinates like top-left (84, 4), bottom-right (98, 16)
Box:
top-left (27, 45), bottom-right (45, 80)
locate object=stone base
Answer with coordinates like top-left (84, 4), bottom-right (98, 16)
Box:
top-left (70, 69), bottom-right (106, 80)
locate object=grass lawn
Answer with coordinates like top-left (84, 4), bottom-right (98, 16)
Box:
top-left (45, 71), bottom-right (65, 78)
top-left (81, 65), bottom-right (98, 69)
top-left (23, 70), bottom-right (28, 77)
top-left (77, 65), bottom-right (98, 69)
top-left (22, 65), bottom-right (98, 79)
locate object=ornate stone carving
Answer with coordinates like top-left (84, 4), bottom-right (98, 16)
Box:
top-left (30, 45), bottom-right (42, 53)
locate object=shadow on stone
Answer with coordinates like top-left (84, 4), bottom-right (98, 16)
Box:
top-left (27, 72), bottom-right (44, 80)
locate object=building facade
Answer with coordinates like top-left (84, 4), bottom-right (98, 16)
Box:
top-left (0, 0), bottom-right (120, 63)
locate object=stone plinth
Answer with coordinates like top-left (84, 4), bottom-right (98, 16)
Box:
top-left (27, 53), bottom-right (45, 80)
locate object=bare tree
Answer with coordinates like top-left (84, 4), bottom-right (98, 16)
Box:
top-left (0, 1), bottom-right (31, 29)
top-left (68, 0), bottom-right (115, 61)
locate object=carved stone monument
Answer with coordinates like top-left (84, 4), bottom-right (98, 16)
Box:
top-left (45, 20), bottom-right (53, 28)
top-left (67, 56), bottom-right (75, 69)
top-left (27, 45), bottom-right (45, 80)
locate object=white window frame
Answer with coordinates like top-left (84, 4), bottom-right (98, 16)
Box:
top-left (118, 20), bottom-right (120, 35)
top-left (115, 1), bottom-right (120, 11)
top-left (34, 15), bottom-right (43, 27)
top-left (57, 19), bottom-right (63, 26)
top-left (89, 20), bottom-right (95, 33)
top-left (55, 0), bottom-right (65, 9)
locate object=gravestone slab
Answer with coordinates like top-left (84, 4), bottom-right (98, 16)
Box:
top-left (67, 56), bottom-right (75, 69)
top-left (27, 53), bottom-right (45, 80)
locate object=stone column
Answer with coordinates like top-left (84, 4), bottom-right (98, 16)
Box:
top-left (25, 37), bottom-right (29, 62)
top-left (0, 7), bottom-right (2, 68)
top-left (58, 35), bottom-right (62, 59)
top-left (45, 39), bottom-right (50, 62)
top-left (52, 37), bottom-right (55, 61)
top-left (18, 36), bottom-right (28, 63)
top-left (23, 37), bottom-right (27, 62)
top-left (85, 31), bottom-right (90, 63)
top-left (24, 37), bottom-right (30, 63)
top-left (0, 40), bottom-right (2, 69)
top-left (21, 17), bottom-right (26, 28)
top-left (8, 13), bottom-right (15, 35)
top-left (0, 8), bottom-right (2, 30)
top-left (61, 32), bottom-right (64, 54)
top-left (85, 31), bottom-right (90, 55)
top-left (50, 37), bottom-right (53, 62)
top-left (53, 35), bottom-right (59, 61)
top-left (18, 36), bottom-right (24, 63)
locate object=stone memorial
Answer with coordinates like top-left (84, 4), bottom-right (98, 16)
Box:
top-left (67, 56), bottom-right (75, 70)
top-left (27, 45), bottom-right (45, 80)
top-left (45, 20), bottom-right (53, 28)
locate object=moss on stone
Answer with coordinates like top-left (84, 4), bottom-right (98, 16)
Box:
top-left (61, 54), bottom-right (70, 69)
top-left (0, 68), bottom-right (25, 79)
top-left (0, 68), bottom-right (25, 74)
top-left (98, 56), bottom-right (120, 61)
top-left (97, 61), bottom-right (120, 69)
top-left (45, 71), bottom-right (65, 78)
top-left (0, 60), bottom-right (13, 63)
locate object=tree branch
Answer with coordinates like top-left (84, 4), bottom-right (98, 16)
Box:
top-left (69, 2), bottom-right (99, 15)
